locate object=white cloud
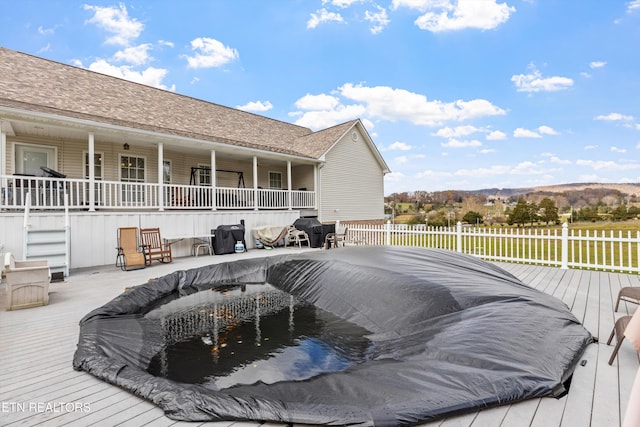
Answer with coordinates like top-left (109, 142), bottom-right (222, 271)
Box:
top-left (454, 99), bottom-right (506, 120)
top-left (628, 0), bottom-right (640, 13)
top-left (584, 144), bottom-right (598, 150)
top-left (409, 0), bottom-right (516, 32)
top-left (589, 61), bottom-right (607, 69)
top-left (611, 146), bottom-right (627, 153)
top-left (290, 83), bottom-right (505, 130)
top-left (576, 159), bottom-right (640, 170)
top-left (453, 164), bottom-right (509, 177)
top-left (338, 83), bottom-right (505, 125)
top-left (83, 4), bottom-right (143, 46)
top-left (479, 148), bottom-right (496, 154)
top-left (113, 44), bottom-right (152, 65)
top-left (323, 0), bottom-right (365, 7)
top-left (388, 141), bottom-right (413, 151)
top-left (37, 43), bottom-right (51, 54)
top-left (511, 64), bottom-right (573, 93)
top-left (295, 93), bottom-right (340, 110)
top-left (415, 169), bottom-right (453, 179)
top-left (365, 6), bottom-right (390, 34)
top-left (185, 37), bottom-right (239, 68)
top-left (395, 155), bottom-right (409, 164)
top-left (537, 125), bottom-right (559, 135)
top-left (38, 26), bottom-right (55, 36)
top-left (384, 171), bottom-right (409, 181)
top-left (549, 156), bottom-right (571, 165)
top-left (236, 100), bottom-right (273, 112)
top-left (594, 112), bottom-right (634, 121)
top-left (307, 8), bottom-right (344, 29)
top-left (513, 128), bottom-right (542, 138)
top-left (433, 125), bottom-right (480, 138)
top-left (291, 104), bottom-right (367, 129)
top-left (486, 130), bottom-right (507, 140)
top-left (441, 138), bottom-right (482, 148)
top-left (85, 58), bottom-right (172, 90)
top-left (390, 0), bottom-right (436, 12)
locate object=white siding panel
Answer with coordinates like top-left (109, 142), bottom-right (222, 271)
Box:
top-left (0, 211), bottom-right (301, 270)
top-left (319, 130), bottom-right (384, 222)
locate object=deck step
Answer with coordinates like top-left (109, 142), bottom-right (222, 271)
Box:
top-left (25, 228), bottom-right (69, 277)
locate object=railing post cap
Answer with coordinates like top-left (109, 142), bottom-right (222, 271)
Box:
top-left (562, 222), bottom-right (568, 229)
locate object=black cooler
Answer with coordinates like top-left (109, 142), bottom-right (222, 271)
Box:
top-left (211, 224), bottom-right (246, 255)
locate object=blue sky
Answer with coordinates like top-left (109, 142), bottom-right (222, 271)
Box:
top-left (2, 1), bottom-right (640, 194)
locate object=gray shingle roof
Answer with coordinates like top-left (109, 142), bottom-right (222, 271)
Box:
top-left (0, 47), bottom-right (351, 159)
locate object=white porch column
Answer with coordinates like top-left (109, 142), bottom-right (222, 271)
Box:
top-left (1, 130), bottom-right (6, 205)
top-left (210, 150), bottom-right (216, 211)
top-left (0, 131), bottom-right (5, 177)
top-left (314, 164), bottom-right (319, 210)
top-left (287, 160), bottom-right (292, 210)
top-left (88, 132), bottom-right (96, 212)
top-left (0, 130), bottom-right (6, 178)
top-left (253, 156), bottom-right (259, 210)
top-left (157, 143), bottom-right (164, 211)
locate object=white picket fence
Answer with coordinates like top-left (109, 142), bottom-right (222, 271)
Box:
top-left (343, 221), bottom-right (640, 274)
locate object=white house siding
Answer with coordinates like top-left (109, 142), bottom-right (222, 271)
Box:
top-left (292, 165), bottom-right (314, 191)
top-left (319, 130), bottom-right (384, 222)
top-left (0, 210), bottom-right (301, 270)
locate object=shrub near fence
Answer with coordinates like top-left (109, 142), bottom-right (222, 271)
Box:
top-left (343, 222), bottom-right (640, 274)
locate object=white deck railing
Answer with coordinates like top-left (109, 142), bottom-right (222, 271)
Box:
top-left (0, 175), bottom-right (316, 211)
top-left (344, 221), bottom-right (640, 274)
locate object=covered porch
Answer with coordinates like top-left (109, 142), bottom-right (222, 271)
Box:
top-left (0, 116), bottom-right (318, 213)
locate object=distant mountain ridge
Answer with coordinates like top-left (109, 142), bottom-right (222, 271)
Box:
top-left (474, 183), bottom-right (640, 197)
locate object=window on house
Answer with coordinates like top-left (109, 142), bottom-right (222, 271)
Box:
top-left (198, 164), bottom-right (211, 186)
top-left (15, 144), bottom-right (56, 175)
top-left (120, 155), bottom-right (145, 204)
top-left (83, 152), bottom-right (104, 179)
top-left (269, 171), bottom-right (282, 189)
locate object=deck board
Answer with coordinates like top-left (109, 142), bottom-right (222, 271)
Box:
top-left (0, 253), bottom-right (638, 427)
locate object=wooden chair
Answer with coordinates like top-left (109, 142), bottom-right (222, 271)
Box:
top-left (140, 227), bottom-right (173, 264)
top-left (614, 286), bottom-right (640, 311)
top-left (116, 227), bottom-right (146, 271)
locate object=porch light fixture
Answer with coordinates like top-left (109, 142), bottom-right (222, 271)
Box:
top-left (123, 143), bottom-right (130, 150)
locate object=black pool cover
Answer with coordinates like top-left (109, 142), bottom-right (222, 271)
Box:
top-left (73, 246), bottom-right (593, 426)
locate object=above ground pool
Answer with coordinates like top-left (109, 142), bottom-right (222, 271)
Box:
top-left (73, 246), bottom-right (593, 426)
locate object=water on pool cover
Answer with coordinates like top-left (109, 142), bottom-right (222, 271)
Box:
top-left (146, 284), bottom-right (374, 390)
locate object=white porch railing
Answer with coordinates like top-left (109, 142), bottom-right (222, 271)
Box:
top-left (0, 175), bottom-right (316, 211)
top-left (344, 221), bottom-right (640, 274)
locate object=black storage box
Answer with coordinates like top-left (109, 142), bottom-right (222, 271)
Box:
top-left (293, 218), bottom-right (329, 248)
top-left (211, 224), bottom-right (246, 255)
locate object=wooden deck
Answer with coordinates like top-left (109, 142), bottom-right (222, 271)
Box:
top-left (1, 250), bottom-right (638, 427)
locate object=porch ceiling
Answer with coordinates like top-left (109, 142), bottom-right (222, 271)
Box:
top-left (3, 116), bottom-right (318, 165)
